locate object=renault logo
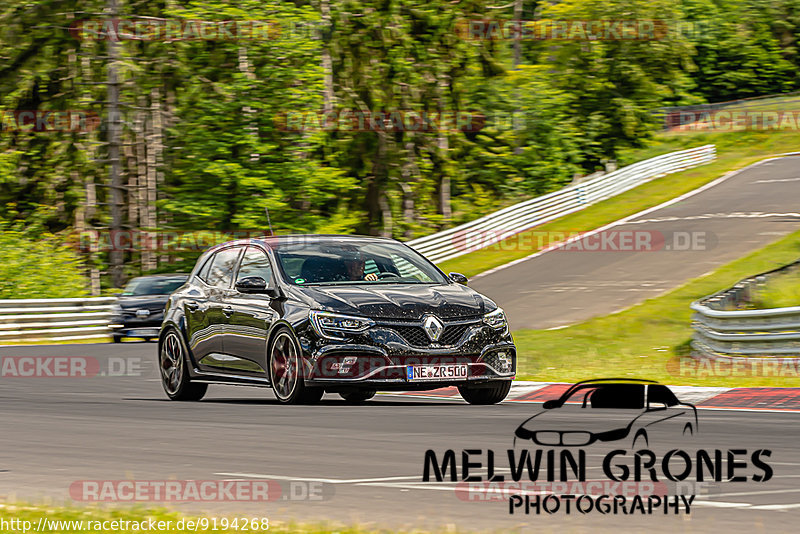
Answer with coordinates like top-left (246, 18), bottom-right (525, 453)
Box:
top-left (422, 315), bottom-right (444, 342)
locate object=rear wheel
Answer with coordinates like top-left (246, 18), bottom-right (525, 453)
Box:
top-left (268, 328), bottom-right (323, 405)
top-left (159, 329), bottom-right (207, 401)
top-left (339, 390), bottom-right (376, 403)
top-left (458, 380), bottom-right (511, 405)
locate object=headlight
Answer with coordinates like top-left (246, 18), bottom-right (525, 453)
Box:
top-left (309, 311), bottom-right (375, 340)
top-left (483, 308), bottom-right (508, 331)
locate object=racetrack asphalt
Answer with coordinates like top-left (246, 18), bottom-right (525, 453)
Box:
top-left (4, 157), bottom-right (800, 532)
top-left (471, 155), bottom-right (800, 330)
top-left (1, 342), bottom-right (799, 532)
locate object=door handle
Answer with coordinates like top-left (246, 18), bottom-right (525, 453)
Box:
top-left (186, 301), bottom-right (199, 311)
top-left (222, 306), bottom-right (234, 317)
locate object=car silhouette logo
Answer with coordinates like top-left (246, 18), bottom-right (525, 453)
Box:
top-left (513, 379), bottom-right (698, 449)
top-left (422, 315), bottom-right (444, 342)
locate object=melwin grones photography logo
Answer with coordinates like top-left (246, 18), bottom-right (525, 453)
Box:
top-left (421, 379), bottom-right (774, 516)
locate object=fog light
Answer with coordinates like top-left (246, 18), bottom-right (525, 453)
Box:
top-left (497, 352), bottom-right (512, 372)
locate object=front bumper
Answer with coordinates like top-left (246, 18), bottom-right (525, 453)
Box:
top-left (108, 316), bottom-right (163, 338)
top-left (299, 317), bottom-right (516, 387)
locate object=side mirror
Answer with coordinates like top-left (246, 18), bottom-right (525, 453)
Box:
top-left (235, 276), bottom-right (268, 294)
top-left (449, 272), bottom-right (468, 285)
top-left (542, 400), bottom-right (560, 410)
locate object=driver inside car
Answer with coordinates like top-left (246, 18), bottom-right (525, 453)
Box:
top-left (342, 250), bottom-right (379, 281)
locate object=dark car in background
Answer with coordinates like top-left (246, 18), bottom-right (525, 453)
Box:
top-left (109, 274), bottom-right (189, 342)
top-left (158, 235), bottom-right (516, 405)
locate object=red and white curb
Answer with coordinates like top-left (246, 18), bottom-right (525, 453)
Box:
top-left (378, 381), bottom-right (800, 412)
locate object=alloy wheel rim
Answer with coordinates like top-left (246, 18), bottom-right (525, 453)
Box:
top-left (160, 332), bottom-right (183, 395)
top-left (271, 332), bottom-right (298, 400)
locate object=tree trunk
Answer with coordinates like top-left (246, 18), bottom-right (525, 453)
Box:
top-left (145, 92), bottom-right (158, 271)
top-left (150, 87), bottom-right (167, 265)
top-left (106, 0), bottom-right (124, 287)
top-left (321, 0), bottom-right (335, 115)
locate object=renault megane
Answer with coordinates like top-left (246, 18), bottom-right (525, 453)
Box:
top-left (158, 235), bottom-right (516, 405)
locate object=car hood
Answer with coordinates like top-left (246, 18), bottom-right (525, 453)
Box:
top-left (117, 295), bottom-right (170, 311)
top-left (291, 283), bottom-right (488, 320)
top-left (516, 405), bottom-right (644, 434)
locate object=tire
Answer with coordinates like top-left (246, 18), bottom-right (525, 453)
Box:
top-left (268, 327), bottom-right (323, 405)
top-left (159, 329), bottom-right (208, 401)
top-left (112, 335), bottom-right (123, 343)
top-left (340, 390), bottom-right (376, 403)
top-left (458, 380), bottom-right (511, 405)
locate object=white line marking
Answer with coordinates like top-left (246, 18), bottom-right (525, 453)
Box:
top-left (750, 503), bottom-right (800, 510)
top-left (625, 212), bottom-right (800, 224)
top-left (755, 177), bottom-right (800, 184)
top-left (692, 501), bottom-right (749, 508)
top-left (214, 472), bottom-right (420, 484)
top-left (710, 488), bottom-right (800, 498)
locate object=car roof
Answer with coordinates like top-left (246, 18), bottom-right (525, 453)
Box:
top-left (556, 378), bottom-right (659, 399)
top-left (571, 378), bottom-right (658, 386)
top-left (201, 234), bottom-right (401, 255)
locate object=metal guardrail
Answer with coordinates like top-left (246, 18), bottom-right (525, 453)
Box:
top-left (691, 260), bottom-right (800, 359)
top-left (406, 145), bottom-right (716, 264)
top-left (0, 297), bottom-right (117, 342)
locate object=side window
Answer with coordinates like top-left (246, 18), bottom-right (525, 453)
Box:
top-left (206, 247), bottom-right (242, 288)
top-left (648, 385), bottom-right (679, 407)
top-left (196, 254), bottom-right (214, 283)
top-left (236, 247), bottom-right (273, 286)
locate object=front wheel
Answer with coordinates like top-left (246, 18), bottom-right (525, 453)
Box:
top-left (159, 329), bottom-right (207, 401)
top-left (458, 381), bottom-right (511, 405)
top-left (268, 327), bottom-right (323, 405)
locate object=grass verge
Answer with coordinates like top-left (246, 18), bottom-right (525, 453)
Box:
top-left (438, 128), bottom-right (800, 278)
top-left (750, 268), bottom-right (800, 309)
top-left (512, 228), bottom-right (800, 387)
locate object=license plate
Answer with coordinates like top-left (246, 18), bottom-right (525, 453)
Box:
top-left (407, 364), bottom-right (468, 381)
top-left (128, 328), bottom-right (159, 337)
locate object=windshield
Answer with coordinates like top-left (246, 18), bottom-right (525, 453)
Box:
top-left (272, 240), bottom-right (448, 286)
top-left (122, 276), bottom-right (187, 296)
top-left (560, 384), bottom-right (645, 409)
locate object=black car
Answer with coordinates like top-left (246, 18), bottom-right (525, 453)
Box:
top-left (514, 379), bottom-right (699, 449)
top-left (109, 274), bottom-right (189, 342)
top-left (158, 235), bottom-right (516, 405)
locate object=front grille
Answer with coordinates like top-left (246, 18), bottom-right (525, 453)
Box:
top-left (391, 325), bottom-right (427, 346)
top-left (388, 322), bottom-right (478, 347)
